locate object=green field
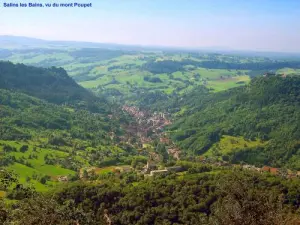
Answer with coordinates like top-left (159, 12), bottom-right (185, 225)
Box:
top-left (0, 140), bottom-right (76, 191)
top-left (204, 135), bottom-right (267, 157)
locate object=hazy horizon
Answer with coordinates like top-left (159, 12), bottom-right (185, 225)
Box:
top-left (1, 0), bottom-right (300, 53)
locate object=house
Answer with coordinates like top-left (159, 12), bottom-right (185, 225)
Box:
top-left (261, 166), bottom-right (279, 175)
top-left (242, 164), bottom-right (252, 170)
top-left (115, 166), bottom-right (132, 173)
top-left (57, 176), bottom-right (68, 182)
top-left (160, 137), bottom-right (171, 144)
top-left (281, 73), bottom-right (287, 78)
top-left (199, 156), bottom-right (206, 162)
top-left (167, 147), bottom-right (181, 160)
top-left (270, 167), bottom-right (279, 175)
top-left (263, 72), bottom-right (276, 77)
top-left (150, 169), bottom-right (168, 176)
top-left (146, 160), bottom-right (156, 170)
top-left (121, 166), bottom-right (132, 173)
top-left (261, 166), bottom-right (271, 172)
top-left (287, 174), bottom-right (297, 179)
top-left (142, 160), bottom-right (157, 174)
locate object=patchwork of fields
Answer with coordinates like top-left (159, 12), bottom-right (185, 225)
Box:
top-left (1, 49), bottom-right (257, 99)
top-left (0, 140), bottom-right (76, 191)
top-left (0, 136), bottom-right (134, 192)
top-left (4, 48), bottom-right (299, 105)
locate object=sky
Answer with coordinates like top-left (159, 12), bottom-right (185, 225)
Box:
top-left (0, 0), bottom-right (300, 52)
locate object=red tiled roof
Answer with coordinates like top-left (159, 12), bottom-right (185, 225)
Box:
top-left (270, 168), bottom-right (279, 174)
top-left (262, 166), bottom-right (271, 172)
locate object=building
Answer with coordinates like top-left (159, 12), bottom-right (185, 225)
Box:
top-left (150, 169), bottom-right (168, 176)
top-left (263, 72), bottom-right (276, 77)
top-left (160, 137), bottom-right (171, 144)
top-left (270, 167), bottom-right (279, 175)
top-left (261, 166), bottom-right (279, 175)
top-left (57, 176), bottom-right (68, 182)
top-left (281, 73), bottom-right (287, 78)
top-left (115, 166), bottom-right (132, 173)
top-left (261, 166), bottom-right (271, 172)
top-left (142, 160), bottom-right (157, 174)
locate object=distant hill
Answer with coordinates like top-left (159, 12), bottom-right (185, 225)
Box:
top-left (1, 35), bottom-right (300, 58)
top-left (0, 35), bottom-right (45, 45)
top-left (169, 76), bottom-right (300, 169)
top-left (0, 35), bottom-right (146, 51)
top-left (0, 61), bottom-right (102, 109)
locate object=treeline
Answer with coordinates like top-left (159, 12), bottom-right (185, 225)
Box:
top-left (143, 59), bottom-right (300, 74)
top-left (69, 48), bottom-right (126, 63)
top-left (169, 76), bottom-right (300, 169)
top-left (1, 168), bottom-right (300, 224)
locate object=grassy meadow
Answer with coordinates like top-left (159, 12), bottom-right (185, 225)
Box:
top-left (0, 140), bottom-right (76, 192)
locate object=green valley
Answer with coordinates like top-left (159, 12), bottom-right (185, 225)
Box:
top-left (1, 37), bottom-right (300, 225)
top-left (3, 47), bottom-right (300, 103)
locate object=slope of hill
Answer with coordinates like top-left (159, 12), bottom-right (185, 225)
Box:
top-left (0, 62), bottom-right (135, 192)
top-left (0, 89), bottom-right (114, 141)
top-left (169, 76), bottom-right (300, 169)
top-left (0, 88), bottom-right (130, 189)
top-left (0, 61), bottom-right (98, 106)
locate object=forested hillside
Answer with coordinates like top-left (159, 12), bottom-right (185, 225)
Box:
top-left (0, 62), bottom-right (137, 193)
top-left (0, 89), bottom-right (117, 142)
top-left (169, 76), bottom-right (300, 169)
top-left (0, 61), bottom-right (100, 109)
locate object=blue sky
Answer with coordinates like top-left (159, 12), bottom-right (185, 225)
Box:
top-left (1, 0), bottom-right (300, 52)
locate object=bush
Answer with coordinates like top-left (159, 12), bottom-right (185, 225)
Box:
top-left (19, 145), bottom-right (29, 153)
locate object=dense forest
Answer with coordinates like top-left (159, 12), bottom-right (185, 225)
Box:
top-left (143, 59), bottom-right (300, 74)
top-left (1, 166), bottom-right (300, 225)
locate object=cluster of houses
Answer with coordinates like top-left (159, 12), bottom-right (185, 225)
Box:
top-left (141, 159), bottom-right (183, 177)
top-left (167, 147), bottom-right (181, 160)
top-left (263, 71), bottom-right (286, 78)
top-left (158, 137), bottom-right (181, 160)
top-left (121, 105), bottom-right (173, 147)
top-left (122, 105), bottom-right (171, 128)
top-left (198, 156), bottom-right (300, 179)
top-left (57, 175), bottom-right (68, 182)
top-left (242, 164), bottom-right (300, 179)
top-left (122, 105), bottom-right (148, 119)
